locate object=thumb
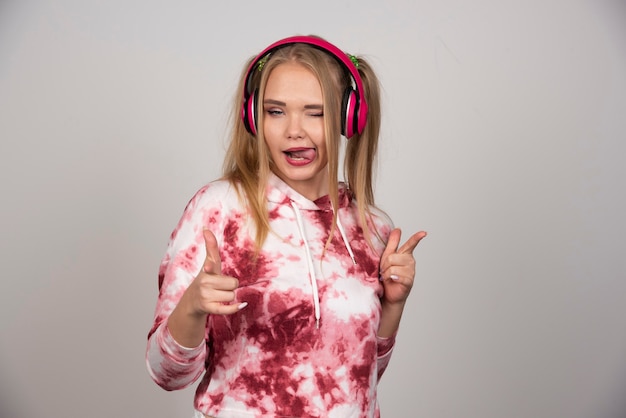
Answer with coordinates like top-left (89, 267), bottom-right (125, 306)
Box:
top-left (381, 228), bottom-right (402, 261)
top-left (202, 229), bottom-right (222, 275)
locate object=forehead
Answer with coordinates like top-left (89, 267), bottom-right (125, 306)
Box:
top-left (264, 62), bottom-right (322, 100)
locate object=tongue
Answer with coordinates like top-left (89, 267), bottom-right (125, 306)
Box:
top-left (288, 149), bottom-right (316, 160)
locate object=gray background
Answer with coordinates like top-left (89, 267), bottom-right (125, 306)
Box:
top-left (1, 0), bottom-right (625, 417)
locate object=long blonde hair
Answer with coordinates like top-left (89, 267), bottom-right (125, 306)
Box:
top-left (222, 36), bottom-right (383, 250)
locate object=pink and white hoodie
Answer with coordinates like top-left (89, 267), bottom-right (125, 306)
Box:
top-left (146, 173), bottom-right (396, 418)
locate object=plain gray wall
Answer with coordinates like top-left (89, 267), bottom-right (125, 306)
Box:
top-left (1, 0), bottom-right (625, 417)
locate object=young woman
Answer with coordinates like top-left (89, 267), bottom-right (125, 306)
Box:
top-left (146, 35), bottom-right (426, 418)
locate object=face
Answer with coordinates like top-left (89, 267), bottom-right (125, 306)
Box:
top-left (262, 62), bottom-right (328, 201)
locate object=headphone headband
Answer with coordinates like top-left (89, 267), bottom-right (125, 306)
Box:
top-left (241, 36), bottom-right (369, 138)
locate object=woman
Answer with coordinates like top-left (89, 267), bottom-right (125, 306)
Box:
top-left (146, 35), bottom-right (426, 418)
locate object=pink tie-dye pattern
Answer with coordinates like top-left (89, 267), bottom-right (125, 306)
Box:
top-left (147, 174), bottom-right (395, 417)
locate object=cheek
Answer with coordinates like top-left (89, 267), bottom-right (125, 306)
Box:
top-left (309, 122), bottom-right (326, 148)
top-left (316, 141), bottom-right (327, 158)
top-left (316, 133), bottom-right (328, 157)
top-left (266, 143), bottom-right (283, 162)
top-left (262, 121), bottom-right (276, 141)
top-left (263, 124), bottom-right (281, 149)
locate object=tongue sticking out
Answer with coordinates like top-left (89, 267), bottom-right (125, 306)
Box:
top-left (286, 149), bottom-right (316, 161)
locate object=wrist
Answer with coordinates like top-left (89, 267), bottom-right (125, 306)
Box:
top-left (381, 298), bottom-right (406, 311)
top-left (168, 302), bottom-right (208, 348)
top-left (378, 299), bottom-right (406, 338)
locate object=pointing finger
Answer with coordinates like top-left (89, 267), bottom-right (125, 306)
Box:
top-left (202, 228), bottom-right (222, 275)
top-left (397, 231), bottom-right (428, 255)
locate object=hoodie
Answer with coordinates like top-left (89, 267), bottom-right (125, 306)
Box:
top-left (146, 173), bottom-right (395, 418)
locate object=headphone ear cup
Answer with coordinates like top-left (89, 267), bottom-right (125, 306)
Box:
top-left (341, 88), bottom-right (358, 139)
top-left (242, 89), bottom-right (258, 135)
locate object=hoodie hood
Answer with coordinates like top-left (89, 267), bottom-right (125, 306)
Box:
top-left (266, 172), bottom-right (352, 211)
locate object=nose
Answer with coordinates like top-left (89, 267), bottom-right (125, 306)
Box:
top-left (286, 113), bottom-right (304, 139)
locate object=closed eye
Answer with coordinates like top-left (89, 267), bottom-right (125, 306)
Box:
top-left (304, 104), bottom-right (324, 118)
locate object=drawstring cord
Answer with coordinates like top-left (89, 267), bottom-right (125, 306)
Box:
top-left (291, 201), bottom-right (321, 329)
top-left (335, 215), bottom-right (357, 265)
top-left (290, 200), bottom-right (358, 328)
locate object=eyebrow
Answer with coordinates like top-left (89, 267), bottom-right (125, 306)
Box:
top-left (263, 99), bottom-right (323, 110)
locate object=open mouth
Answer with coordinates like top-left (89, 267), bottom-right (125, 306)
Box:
top-left (284, 148), bottom-right (316, 162)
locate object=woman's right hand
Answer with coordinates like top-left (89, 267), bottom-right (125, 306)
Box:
top-left (166, 229), bottom-right (246, 347)
top-left (182, 229), bottom-right (247, 317)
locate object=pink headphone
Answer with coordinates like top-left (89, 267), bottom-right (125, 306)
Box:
top-left (241, 36), bottom-right (369, 139)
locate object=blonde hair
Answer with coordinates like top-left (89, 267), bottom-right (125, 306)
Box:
top-left (222, 36), bottom-right (383, 250)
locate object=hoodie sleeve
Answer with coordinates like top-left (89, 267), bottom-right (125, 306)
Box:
top-left (146, 320), bottom-right (207, 390)
top-left (376, 331), bottom-right (397, 380)
top-left (145, 184), bottom-right (219, 390)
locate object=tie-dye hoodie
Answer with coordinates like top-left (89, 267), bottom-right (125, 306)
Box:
top-left (146, 173), bottom-right (396, 418)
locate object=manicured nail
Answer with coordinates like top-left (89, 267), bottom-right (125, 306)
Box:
top-left (238, 302), bottom-right (248, 310)
top-left (390, 275), bottom-right (399, 281)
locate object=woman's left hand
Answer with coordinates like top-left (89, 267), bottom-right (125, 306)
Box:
top-left (379, 228), bottom-right (427, 305)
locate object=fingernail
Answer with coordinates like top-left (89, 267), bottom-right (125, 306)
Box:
top-left (390, 275), bottom-right (399, 281)
top-left (378, 275), bottom-right (384, 282)
top-left (238, 302), bottom-right (248, 310)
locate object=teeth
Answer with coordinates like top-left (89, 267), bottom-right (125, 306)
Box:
top-left (286, 152), bottom-right (305, 160)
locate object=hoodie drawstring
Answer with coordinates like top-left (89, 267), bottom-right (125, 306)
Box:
top-left (290, 200), bottom-right (358, 329)
top-left (335, 215), bottom-right (357, 265)
top-left (291, 201), bottom-right (321, 328)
